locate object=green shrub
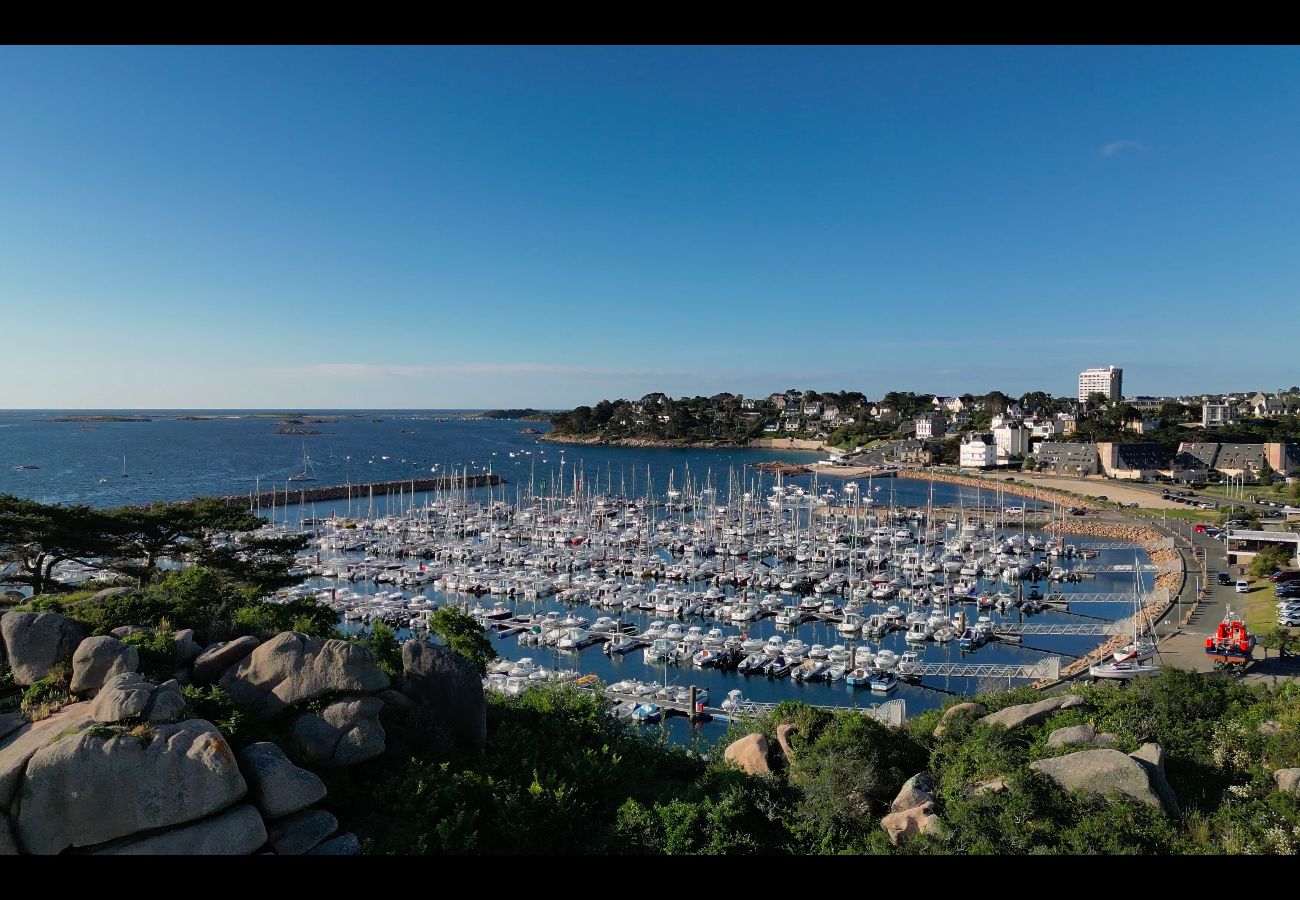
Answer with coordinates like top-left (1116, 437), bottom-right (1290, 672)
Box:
top-left (362, 622), bottom-right (401, 679)
top-left (121, 629), bottom-right (180, 680)
top-left (20, 662), bottom-right (73, 720)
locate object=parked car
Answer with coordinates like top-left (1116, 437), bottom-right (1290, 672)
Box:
top-left (1195, 524), bottom-right (1207, 533)
top-left (1217, 572), bottom-right (1233, 585)
top-left (1235, 580), bottom-right (1251, 593)
top-left (1279, 612), bottom-right (1300, 627)
top-left (1269, 570), bottom-right (1300, 583)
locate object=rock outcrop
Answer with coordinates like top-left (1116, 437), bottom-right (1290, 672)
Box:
top-left (69, 636), bottom-right (140, 697)
top-left (724, 733), bottom-right (773, 776)
top-left (399, 641), bottom-right (486, 750)
top-left (0, 701), bottom-right (95, 809)
top-left (0, 712), bottom-right (24, 743)
top-left (93, 803), bottom-right (266, 855)
top-left (1029, 748), bottom-right (1167, 813)
top-left (266, 808), bottom-right (338, 855)
top-left (775, 723), bottom-right (798, 764)
top-left (92, 674), bottom-right (185, 724)
top-left (892, 773), bottom-right (934, 812)
top-left (0, 612), bottom-right (89, 686)
top-left (0, 816), bottom-right (17, 855)
top-left (980, 694), bottom-right (1085, 732)
top-left (12, 719), bottom-right (247, 854)
top-left (238, 742), bottom-right (327, 817)
top-left (881, 800), bottom-right (942, 845)
top-left (934, 702), bottom-right (987, 738)
top-left (290, 695), bottom-right (386, 767)
top-left (1045, 723), bottom-right (1116, 749)
top-left (1130, 743), bottom-right (1180, 815)
top-left (219, 632), bottom-right (389, 716)
top-left (307, 832), bottom-right (361, 855)
top-left (1273, 768), bottom-right (1300, 796)
top-left (173, 629), bottom-right (202, 664)
top-left (192, 636), bottom-right (260, 684)
top-left (973, 777), bottom-right (1008, 795)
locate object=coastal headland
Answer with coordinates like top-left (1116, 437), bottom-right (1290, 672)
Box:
top-left (538, 433), bottom-right (751, 449)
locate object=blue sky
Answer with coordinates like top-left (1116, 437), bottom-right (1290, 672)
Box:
top-left (2, 46), bottom-right (1298, 408)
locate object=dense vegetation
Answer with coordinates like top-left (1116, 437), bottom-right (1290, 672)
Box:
top-left (0, 494), bottom-right (308, 595)
top-left (338, 668), bottom-right (1300, 855)
top-left (0, 494), bottom-right (336, 647)
top-left (549, 393), bottom-right (772, 444)
top-left (478, 409), bottom-right (550, 420)
top-left (545, 386), bottom-right (1300, 458)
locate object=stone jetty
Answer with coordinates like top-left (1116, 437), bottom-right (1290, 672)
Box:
top-left (203, 475), bottom-right (506, 510)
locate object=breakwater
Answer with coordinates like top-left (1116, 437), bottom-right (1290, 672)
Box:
top-left (898, 469), bottom-right (1103, 510)
top-left (204, 475), bottom-right (505, 510)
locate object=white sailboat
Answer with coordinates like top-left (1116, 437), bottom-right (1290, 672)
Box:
top-left (1090, 558), bottom-right (1162, 680)
top-left (288, 441), bottom-right (317, 482)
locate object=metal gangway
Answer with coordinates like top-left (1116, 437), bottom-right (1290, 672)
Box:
top-left (994, 620), bottom-right (1130, 636)
top-left (1042, 588), bottom-right (1167, 605)
top-left (908, 656), bottom-right (1061, 680)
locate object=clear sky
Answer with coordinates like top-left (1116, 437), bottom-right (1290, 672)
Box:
top-left (3, 46), bottom-right (1298, 409)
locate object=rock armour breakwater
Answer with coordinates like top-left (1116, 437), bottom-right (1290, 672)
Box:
top-left (203, 475), bottom-right (505, 510)
top-left (898, 469), bottom-right (1103, 510)
top-left (1032, 519), bottom-right (1183, 685)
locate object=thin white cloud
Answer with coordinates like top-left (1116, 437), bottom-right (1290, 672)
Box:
top-left (258, 362), bottom-right (748, 381)
top-left (1100, 140), bottom-right (1147, 158)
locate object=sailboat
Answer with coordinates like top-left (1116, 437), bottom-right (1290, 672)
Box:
top-left (120, 454), bottom-right (128, 478)
top-left (288, 442), bottom-right (317, 482)
top-left (1089, 558), bottom-right (1162, 680)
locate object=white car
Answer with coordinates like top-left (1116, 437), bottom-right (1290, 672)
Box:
top-left (1235, 580), bottom-right (1250, 593)
top-left (1279, 612), bottom-right (1300, 627)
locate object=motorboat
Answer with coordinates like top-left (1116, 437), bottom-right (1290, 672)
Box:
top-left (783, 638), bottom-right (809, 659)
top-left (905, 620), bottom-right (931, 643)
top-left (792, 658), bottom-right (827, 682)
top-left (720, 689), bottom-right (748, 712)
top-left (868, 669), bottom-right (899, 692)
top-left (845, 666), bottom-right (871, 687)
top-left (631, 703), bottom-right (662, 723)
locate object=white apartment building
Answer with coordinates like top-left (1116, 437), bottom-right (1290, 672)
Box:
top-left (960, 434), bottom-right (997, 468)
top-left (1202, 401), bottom-right (1238, 428)
top-left (992, 423), bottom-right (1030, 460)
top-left (1079, 365), bottom-right (1123, 402)
top-left (914, 412), bottom-right (946, 440)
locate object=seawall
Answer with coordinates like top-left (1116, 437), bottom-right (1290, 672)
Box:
top-left (204, 475), bottom-right (506, 509)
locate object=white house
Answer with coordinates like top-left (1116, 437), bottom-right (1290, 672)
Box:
top-left (1250, 392), bottom-right (1287, 418)
top-left (992, 423), bottom-right (1030, 461)
top-left (914, 412), bottom-right (946, 440)
top-left (960, 434), bottom-right (997, 468)
top-left (1202, 401), bottom-right (1238, 428)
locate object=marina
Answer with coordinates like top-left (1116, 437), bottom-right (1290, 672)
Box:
top-left (250, 461), bottom-right (1157, 729)
top-left (2, 412), bottom-right (1163, 732)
